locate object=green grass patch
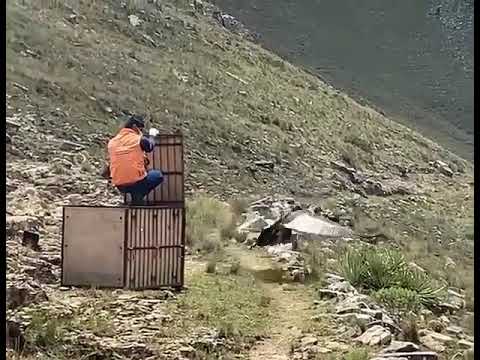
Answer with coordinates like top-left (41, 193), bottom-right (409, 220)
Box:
top-left (175, 272), bottom-right (270, 339)
top-left (344, 348), bottom-right (370, 360)
top-left (20, 298), bottom-right (115, 356)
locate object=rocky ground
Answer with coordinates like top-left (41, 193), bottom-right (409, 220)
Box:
top-left (234, 198), bottom-right (474, 360)
top-left (6, 0), bottom-right (474, 359)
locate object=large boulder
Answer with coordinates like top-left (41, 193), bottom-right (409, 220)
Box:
top-left (237, 212), bottom-right (269, 233)
top-left (282, 210), bottom-right (353, 240)
top-left (381, 341), bottom-right (420, 353)
top-left (373, 351), bottom-right (438, 360)
top-left (6, 215), bottom-right (40, 237)
top-left (7, 284), bottom-right (48, 310)
top-left (419, 329), bottom-right (455, 352)
top-left (355, 325), bottom-right (392, 346)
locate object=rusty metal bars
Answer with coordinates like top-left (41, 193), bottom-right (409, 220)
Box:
top-left (61, 205), bottom-right (185, 289)
top-left (124, 133), bottom-right (184, 205)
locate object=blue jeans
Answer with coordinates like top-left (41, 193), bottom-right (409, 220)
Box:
top-left (117, 170), bottom-right (164, 204)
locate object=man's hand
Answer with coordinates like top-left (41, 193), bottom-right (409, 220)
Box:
top-left (144, 156), bottom-right (150, 169)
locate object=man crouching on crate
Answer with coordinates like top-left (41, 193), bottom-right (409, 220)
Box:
top-left (101, 115), bottom-right (163, 205)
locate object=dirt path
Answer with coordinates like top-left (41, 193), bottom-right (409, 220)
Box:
top-left (226, 246), bottom-right (315, 360)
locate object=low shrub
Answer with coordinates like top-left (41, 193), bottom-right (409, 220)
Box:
top-left (25, 312), bottom-right (69, 349)
top-left (339, 247), bottom-right (444, 309)
top-left (229, 258), bottom-right (241, 275)
top-left (186, 195), bottom-right (235, 253)
top-left (205, 259), bottom-right (217, 274)
top-left (399, 317), bottom-right (420, 344)
top-left (373, 287), bottom-right (421, 313)
top-left (344, 348), bottom-right (369, 360)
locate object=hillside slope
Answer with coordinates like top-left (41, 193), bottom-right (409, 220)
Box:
top-left (7, 0), bottom-right (473, 267)
top-left (6, 0), bottom-right (474, 359)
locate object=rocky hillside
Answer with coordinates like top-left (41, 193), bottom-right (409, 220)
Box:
top-left (6, 0), bottom-right (474, 359)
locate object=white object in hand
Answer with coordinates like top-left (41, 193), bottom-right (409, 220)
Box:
top-left (149, 128), bottom-right (159, 136)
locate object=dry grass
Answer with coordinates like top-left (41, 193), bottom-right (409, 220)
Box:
top-left (186, 195), bottom-right (248, 254)
top-left (205, 258), bottom-right (217, 273)
top-left (228, 198), bottom-right (250, 219)
top-left (7, 296), bottom-right (117, 359)
top-left (229, 258), bottom-right (241, 275)
top-left (464, 349), bottom-right (474, 360)
top-left (186, 195), bottom-right (235, 253)
top-left (399, 317), bottom-right (420, 344)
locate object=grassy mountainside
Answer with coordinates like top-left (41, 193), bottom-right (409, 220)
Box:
top-left (211, 0), bottom-right (474, 160)
top-left (6, 0), bottom-right (474, 359)
top-left (7, 0), bottom-right (473, 265)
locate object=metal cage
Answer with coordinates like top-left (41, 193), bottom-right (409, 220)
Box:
top-left (61, 204), bottom-right (185, 290)
top-left (124, 133), bottom-right (184, 205)
top-left (62, 133), bottom-right (186, 290)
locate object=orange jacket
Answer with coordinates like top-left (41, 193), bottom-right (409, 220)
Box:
top-left (108, 128), bottom-right (147, 186)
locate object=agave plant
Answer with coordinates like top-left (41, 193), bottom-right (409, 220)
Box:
top-left (362, 248), bottom-right (408, 290)
top-left (339, 246), bottom-right (444, 310)
top-left (398, 269), bottom-right (445, 308)
top-left (339, 248), bottom-right (367, 287)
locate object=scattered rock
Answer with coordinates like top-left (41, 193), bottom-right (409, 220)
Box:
top-left (361, 308), bottom-right (384, 320)
top-left (427, 319), bottom-right (446, 333)
top-left (318, 289), bottom-right (341, 300)
top-left (22, 230), bottom-right (41, 251)
top-left (6, 285), bottom-right (48, 310)
top-left (419, 329), bottom-right (455, 352)
top-left (408, 262), bottom-right (426, 273)
top-left (323, 341), bottom-right (349, 352)
top-left (435, 302), bottom-right (460, 314)
top-left (238, 213), bottom-right (269, 232)
top-left (212, 11), bottom-right (259, 41)
top-left (310, 313), bottom-right (331, 322)
top-left (338, 313), bottom-right (373, 330)
top-left (381, 340), bottom-right (420, 353)
top-left (445, 325), bottom-right (463, 337)
top-left (193, 0), bottom-right (205, 14)
top-left (324, 273), bottom-right (345, 284)
top-left (438, 315), bottom-right (450, 326)
top-left (60, 140), bottom-right (85, 151)
top-left (128, 14), bottom-right (141, 27)
top-left (457, 339), bottom-right (474, 350)
top-left (434, 160), bottom-right (454, 177)
top-left (254, 160), bottom-right (275, 170)
top-left (446, 289), bottom-right (466, 310)
top-left (328, 280), bottom-right (357, 295)
top-left (355, 325), bottom-right (392, 346)
top-left (301, 335), bottom-right (318, 347)
top-left (444, 256), bottom-right (456, 269)
top-left (374, 351), bottom-right (438, 360)
top-left (6, 215), bottom-right (40, 237)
